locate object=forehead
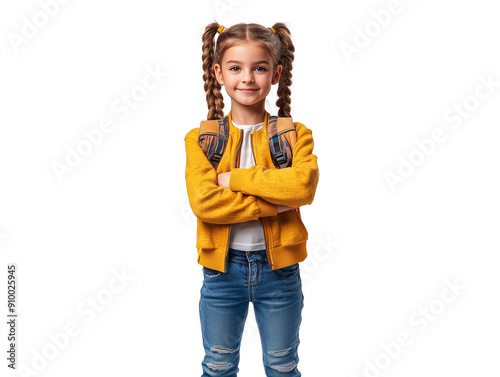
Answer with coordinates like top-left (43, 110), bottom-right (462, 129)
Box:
top-left (222, 42), bottom-right (272, 64)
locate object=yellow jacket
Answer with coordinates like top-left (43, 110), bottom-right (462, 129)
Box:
top-left (184, 110), bottom-right (319, 272)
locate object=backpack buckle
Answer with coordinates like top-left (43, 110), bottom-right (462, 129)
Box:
top-left (272, 151), bottom-right (287, 167)
top-left (211, 152), bottom-right (222, 163)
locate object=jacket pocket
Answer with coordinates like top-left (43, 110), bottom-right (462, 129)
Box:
top-left (271, 210), bottom-right (308, 247)
top-left (196, 219), bottom-right (218, 249)
top-left (293, 209), bottom-right (309, 240)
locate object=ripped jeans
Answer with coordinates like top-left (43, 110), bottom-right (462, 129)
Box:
top-left (199, 247), bottom-right (304, 377)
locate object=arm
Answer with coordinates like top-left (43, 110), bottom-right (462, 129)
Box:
top-left (184, 127), bottom-right (278, 225)
top-left (217, 171), bottom-right (299, 213)
top-left (229, 122), bottom-right (320, 207)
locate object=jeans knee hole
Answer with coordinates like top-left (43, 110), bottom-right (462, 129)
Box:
top-left (207, 362), bottom-right (232, 371)
top-left (271, 363), bottom-right (297, 372)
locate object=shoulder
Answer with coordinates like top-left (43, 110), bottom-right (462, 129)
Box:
top-left (293, 121), bottom-right (313, 137)
top-left (184, 127), bottom-right (199, 142)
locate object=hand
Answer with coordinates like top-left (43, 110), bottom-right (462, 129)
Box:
top-left (217, 172), bottom-right (231, 189)
top-left (277, 205), bottom-right (299, 213)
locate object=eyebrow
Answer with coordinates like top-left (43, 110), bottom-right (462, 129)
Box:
top-left (225, 60), bottom-right (270, 65)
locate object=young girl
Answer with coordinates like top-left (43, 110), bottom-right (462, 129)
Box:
top-left (185, 22), bottom-right (319, 377)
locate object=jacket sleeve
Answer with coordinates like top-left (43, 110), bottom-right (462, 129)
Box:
top-left (185, 127), bottom-right (278, 225)
top-left (229, 122), bottom-right (319, 207)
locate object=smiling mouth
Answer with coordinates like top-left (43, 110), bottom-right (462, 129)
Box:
top-left (238, 89), bottom-right (258, 93)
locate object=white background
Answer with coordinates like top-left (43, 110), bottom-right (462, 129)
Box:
top-left (1, 0), bottom-right (499, 376)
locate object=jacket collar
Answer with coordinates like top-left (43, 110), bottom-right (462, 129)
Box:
top-left (227, 110), bottom-right (270, 136)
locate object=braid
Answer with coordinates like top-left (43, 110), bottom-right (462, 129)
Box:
top-left (202, 22), bottom-right (225, 120)
top-left (271, 23), bottom-right (294, 118)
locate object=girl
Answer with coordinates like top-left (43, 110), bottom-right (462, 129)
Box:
top-left (185, 22), bottom-right (319, 377)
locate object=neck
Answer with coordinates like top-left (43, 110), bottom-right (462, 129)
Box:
top-left (230, 100), bottom-right (266, 125)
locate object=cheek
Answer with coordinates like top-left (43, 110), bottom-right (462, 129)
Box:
top-left (257, 75), bottom-right (272, 86)
top-left (225, 76), bottom-right (239, 86)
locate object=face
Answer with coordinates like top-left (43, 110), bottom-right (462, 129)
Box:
top-left (214, 41), bottom-right (282, 111)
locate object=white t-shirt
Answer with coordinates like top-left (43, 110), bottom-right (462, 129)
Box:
top-left (228, 119), bottom-right (267, 251)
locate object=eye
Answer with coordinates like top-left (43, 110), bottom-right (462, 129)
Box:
top-left (229, 66), bottom-right (240, 71)
top-left (255, 66), bottom-right (267, 71)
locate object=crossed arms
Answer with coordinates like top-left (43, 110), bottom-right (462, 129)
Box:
top-left (184, 122), bottom-right (319, 225)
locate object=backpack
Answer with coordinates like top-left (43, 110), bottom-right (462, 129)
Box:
top-left (198, 114), bottom-right (297, 170)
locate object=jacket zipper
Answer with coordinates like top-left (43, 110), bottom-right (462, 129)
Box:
top-left (225, 225), bottom-right (232, 272)
top-left (250, 132), bottom-right (273, 268)
top-left (234, 129), bottom-right (243, 168)
top-left (224, 129), bottom-right (243, 272)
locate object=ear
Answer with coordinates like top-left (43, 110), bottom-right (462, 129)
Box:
top-left (271, 65), bottom-right (283, 85)
top-left (214, 63), bottom-right (224, 85)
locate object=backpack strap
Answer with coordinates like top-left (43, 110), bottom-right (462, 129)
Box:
top-left (267, 116), bottom-right (296, 169)
top-left (198, 114), bottom-right (297, 170)
top-left (198, 115), bottom-right (229, 170)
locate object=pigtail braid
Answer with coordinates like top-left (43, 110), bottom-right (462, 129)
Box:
top-left (202, 23), bottom-right (225, 120)
top-left (271, 23), bottom-right (295, 118)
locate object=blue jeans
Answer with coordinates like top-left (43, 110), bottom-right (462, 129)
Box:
top-left (199, 247), bottom-right (304, 377)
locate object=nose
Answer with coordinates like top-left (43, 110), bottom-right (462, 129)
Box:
top-left (242, 69), bottom-right (254, 83)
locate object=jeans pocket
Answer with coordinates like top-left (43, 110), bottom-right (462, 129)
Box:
top-left (202, 266), bottom-right (222, 279)
top-left (272, 263), bottom-right (299, 278)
